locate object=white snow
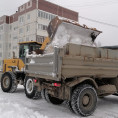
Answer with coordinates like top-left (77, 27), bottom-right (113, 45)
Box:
top-left (0, 85), bottom-right (118, 118)
top-left (0, 98), bottom-right (47, 118)
top-left (30, 59), bottom-right (35, 64)
top-left (45, 22), bottom-right (100, 53)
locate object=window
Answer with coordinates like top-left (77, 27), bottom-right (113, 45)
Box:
top-left (19, 16), bottom-right (24, 23)
top-left (9, 25), bottom-right (12, 30)
top-left (43, 25), bottom-right (47, 30)
top-left (0, 35), bottom-right (2, 40)
top-left (8, 53), bottom-right (11, 58)
top-left (19, 38), bottom-right (23, 43)
top-left (38, 10), bottom-right (56, 20)
top-left (27, 14), bottom-right (30, 20)
top-left (26, 1), bottom-right (32, 9)
top-left (38, 11), bottom-right (41, 17)
top-left (19, 28), bottom-right (23, 34)
top-left (0, 25), bottom-right (3, 31)
top-left (26, 25), bottom-right (30, 32)
top-left (20, 5), bottom-right (25, 12)
top-left (38, 24), bottom-right (43, 30)
top-left (13, 36), bottom-right (17, 40)
top-left (9, 34), bottom-right (11, 39)
top-left (19, 45), bottom-right (28, 58)
top-left (0, 52), bottom-right (2, 57)
top-left (28, 2), bottom-right (30, 6)
top-left (0, 44), bottom-right (2, 48)
top-left (9, 43), bottom-right (11, 49)
top-left (13, 46), bottom-right (17, 50)
top-left (36, 35), bottom-right (45, 43)
top-left (14, 26), bottom-right (18, 31)
top-left (38, 24), bottom-right (47, 30)
top-left (26, 37), bottom-right (29, 41)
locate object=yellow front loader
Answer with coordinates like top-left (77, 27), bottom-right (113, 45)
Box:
top-left (1, 37), bottom-right (50, 99)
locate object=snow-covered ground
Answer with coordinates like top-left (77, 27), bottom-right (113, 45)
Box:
top-left (0, 85), bottom-right (118, 118)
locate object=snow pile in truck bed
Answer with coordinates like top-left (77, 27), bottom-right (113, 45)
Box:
top-left (26, 49), bottom-right (54, 59)
top-left (45, 22), bottom-right (98, 53)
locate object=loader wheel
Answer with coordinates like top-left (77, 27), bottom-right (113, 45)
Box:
top-left (71, 84), bottom-right (97, 116)
top-left (44, 89), bottom-right (64, 105)
top-left (25, 77), bottom-right (41, 99)
top-left (1, 72), bottom-right (17, 93)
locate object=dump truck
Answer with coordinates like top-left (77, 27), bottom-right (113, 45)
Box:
top-left (23, 17), bottom-right (118, 116)
top-left (1, 38), bottom-right (50, 99)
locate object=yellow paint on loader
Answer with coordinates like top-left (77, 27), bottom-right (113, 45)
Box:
top-left (40, 37), bottom-right (50, 50)
top-left (3, 59), bottom-right (25, 73)
top-left (3, 37), bottom-right (50, 73)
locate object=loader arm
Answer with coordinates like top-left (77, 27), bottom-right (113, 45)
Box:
top-left (40, 37), bottom-right (50, 50)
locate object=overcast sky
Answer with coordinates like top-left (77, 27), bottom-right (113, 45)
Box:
top-left (0, 0), bottom-right (118, 46)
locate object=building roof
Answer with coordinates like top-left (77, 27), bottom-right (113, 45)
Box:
top-left (0, 0), bottom-right (78, 25)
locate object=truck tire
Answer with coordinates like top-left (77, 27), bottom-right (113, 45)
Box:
top-left (71, 84), bottom-right (97, 116)
top-left (67, 101), bottom-right (74, 113)
top-left (44, 89), bottom-right (64, 105)
top-left (25, 77), bottom-right (41, 99)
top-left (41, 89), bottom-right (46, 99)
top-left (1, 72), bottom-right (17, 93)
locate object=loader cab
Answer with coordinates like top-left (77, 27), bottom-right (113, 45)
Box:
top-left (19, 41), bottom-right (42, 62)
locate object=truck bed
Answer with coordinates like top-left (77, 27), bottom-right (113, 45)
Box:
top-left (25, 43), bottom-right (118, 81)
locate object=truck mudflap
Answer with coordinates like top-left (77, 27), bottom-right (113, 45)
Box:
top-left (66, 77), bottom-right (98, 89)
top-left (98, 85), bottom-right (117, 96)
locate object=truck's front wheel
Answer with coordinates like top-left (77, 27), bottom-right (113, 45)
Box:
top-left (25, 77), bottom-right (41, 99)
top-left (71, 84), bottom-right (97, 116)
top-left (44, 89), bottom-right (64, 105)
top-left (1, 72), bottom-right (17, 93)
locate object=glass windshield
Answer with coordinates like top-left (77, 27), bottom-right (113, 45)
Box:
top-left (29, 44), bottom-right (41, 53)
top-left (19, 44), bottom-right (28, 58)
top-left (19, 43), bottom-right (41, 58)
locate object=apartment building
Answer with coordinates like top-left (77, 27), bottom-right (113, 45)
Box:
top-left (0, 0), bottom-right (78, 69)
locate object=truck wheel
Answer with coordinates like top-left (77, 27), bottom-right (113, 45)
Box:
top-left (1, 72), bottom-right (17, 93)
top-left (25, 77), bottom-right (41, 99)
top-left (67, 101), bottom-right (74, 113)
top-left (44, 89), bottom-right (64, 105)
top-left (71, 84), bottom-right (97, 116)
top-left (41, 89), bottom-right (46, 99)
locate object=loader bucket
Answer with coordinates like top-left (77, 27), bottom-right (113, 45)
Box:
top-left (46, 17), bottom-right (102, 53)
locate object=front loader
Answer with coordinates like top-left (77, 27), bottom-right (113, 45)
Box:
top-left (1, 37), bottom-right (50, 99)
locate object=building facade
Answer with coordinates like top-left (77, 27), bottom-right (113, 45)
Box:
top-left (0, 0), bottom-right (78, 69)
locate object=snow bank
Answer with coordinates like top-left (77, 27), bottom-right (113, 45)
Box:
top-left (0, 98), bottom-right (48, 118)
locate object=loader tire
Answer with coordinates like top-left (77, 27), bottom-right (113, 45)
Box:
top-left (71, 84), bottom-right (97, 117)
top-left (44, 89), bottom-right (64, 105)
top-left (1, 72), bottom-right (17, 93)
top-left (25, 77), bottom-right (41, 99)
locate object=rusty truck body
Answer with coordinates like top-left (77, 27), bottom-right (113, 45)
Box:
top-left (25, 17), bottom-right (118, 116)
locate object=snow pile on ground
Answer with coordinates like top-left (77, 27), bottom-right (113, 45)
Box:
top-left (0, 98), bottom-right (48, 118)
top-left (1, 85), bottom-right (118, 118)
